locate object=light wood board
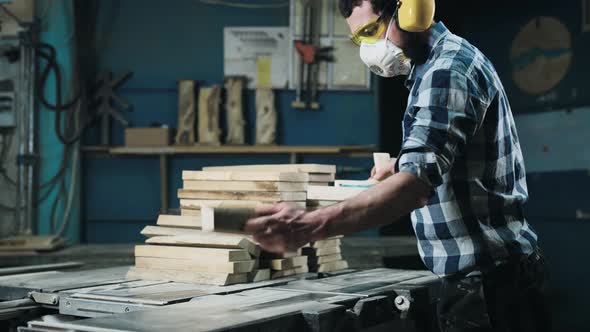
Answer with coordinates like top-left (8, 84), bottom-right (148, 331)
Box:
top-left (308, 253), bottom-right (342, 265)
top-left (271, 265), bottom-right (309, 279)
top-left (247, 269), bottom-right (271, 283)
top-left (178, 190), bottom-right (306, 202)
top-left (311, 239), bottom-right (341, 249)
top-left (127, 267), bottom-right (246, 286)
top-left (308, 173), bottom-right (335, 182)
top-left (181, 209), bottom-right (201, 217)
top-left (306, 185), bottom-right (366, 201)
top-left (317, 260), bottom-right (349, 273)
top-left (180, 199), bottom-right (306, 210)
top-left (156, 215), bottom-right (201, 229)
top-left (135, 245), bottom-right (251, 262)
top-left (143, 232), bottom-right (259, 256)
top-left (265, 256), bottom-right (308, 270)
top-left (135, 257), bottom-right (255, 274)
top-left (203, 164), bottom-right (336, 174)
top-left (183, 171), bottom-right (309, 182)
top-left (183, 180), bottom-right (307, 192)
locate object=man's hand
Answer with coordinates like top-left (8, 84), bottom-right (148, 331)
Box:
top-left (370, 158), bottom-right (397, 181)
top-left (243, 203), bottom-right (326, 253)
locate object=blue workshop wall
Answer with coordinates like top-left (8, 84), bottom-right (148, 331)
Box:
top-left (81, 0), bottom-right (378, 243)
top-left (464, 2), bottom-right (590, 330)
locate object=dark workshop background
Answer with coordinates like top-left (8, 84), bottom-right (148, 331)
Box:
top-left (4, 0), bottom-right (590, 330)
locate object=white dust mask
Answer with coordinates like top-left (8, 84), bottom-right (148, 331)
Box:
top-left (359, 18), bottom-right (412, 77)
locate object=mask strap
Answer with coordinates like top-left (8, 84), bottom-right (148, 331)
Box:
top-left (384, 13), bottom-right (395, 40)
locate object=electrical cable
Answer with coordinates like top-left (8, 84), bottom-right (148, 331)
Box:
top-left (196, 0), bottom-right (289, 9)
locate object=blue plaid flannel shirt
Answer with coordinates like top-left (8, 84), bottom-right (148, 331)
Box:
top-left (396, 22), bottom-right (538, 276)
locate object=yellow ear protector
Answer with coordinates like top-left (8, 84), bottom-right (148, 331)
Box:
top-left (396, 0), bottom-right (436, 32)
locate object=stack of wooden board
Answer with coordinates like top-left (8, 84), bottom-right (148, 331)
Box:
top-left (179, 164), bottom-right (337, 215)
top-left (127, 214), bottom-right (267, 286)
top-left (303, 236), bottom-right (348, 273)
top-left (259, 249), bottom-right (309, 279)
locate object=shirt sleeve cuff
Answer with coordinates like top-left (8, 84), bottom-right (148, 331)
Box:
top-left (396, 151), bottom-right (445, 188)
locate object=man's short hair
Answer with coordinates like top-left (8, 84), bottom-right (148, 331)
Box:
top-left (338, 0), bottom-right (395, 18)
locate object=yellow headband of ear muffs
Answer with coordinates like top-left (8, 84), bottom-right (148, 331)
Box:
top-left (396, 0), bottom-right (436, 33)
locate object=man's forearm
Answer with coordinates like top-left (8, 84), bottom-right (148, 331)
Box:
top-left (311, 172), bottom-right (432, 238)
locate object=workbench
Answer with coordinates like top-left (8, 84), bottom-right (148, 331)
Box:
top-left (0, 237), bottom-right (438, 331)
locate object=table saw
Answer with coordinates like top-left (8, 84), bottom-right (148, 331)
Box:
top-left (0, 266), bottom-right (440, 332)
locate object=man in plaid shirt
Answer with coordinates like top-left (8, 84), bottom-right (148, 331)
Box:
top-left (245, 1), bottom-right (550, 330)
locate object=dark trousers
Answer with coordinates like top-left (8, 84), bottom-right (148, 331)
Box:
top-left (437, 249), bottom-right (551, 332)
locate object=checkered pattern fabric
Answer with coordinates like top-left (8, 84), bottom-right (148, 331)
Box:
top-left (396, 22), bottom-right (538, 276)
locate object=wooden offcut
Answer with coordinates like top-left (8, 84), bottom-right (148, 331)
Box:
top-left (201, 206), bottom-right (257, 233)
top-left (135, 257), bottom-right (255, 274)
top-left (180, 209), bottom-right (200, 217)
top-left (183, 180), bottom-right (307, 192)
top-left (198, 85), bottom-right (222, 145)
top-left (308, 173), bottom-right (335, 182)
top-left (156, 215), bottom-right (202, 229)
top-left (265, 256), bottom-right (308, 270)
top-left (307, 185), bottom-right (366, 201)
top-left (316, 260), bottom-right (349, 273)
top-left (135, 245), bottom-right (251, 262)
top-left (143, 232), bottom-right (260, 256)
top-left (203, 164), bottom-right (336, 174)
top-left (178, 190), bottom-right (306, 202)
top-left (127, 267), bottom-right (247, 286)
top-left (247, 269), bottom-right (271, 283)
top-left (182, 171), bottom-right (309, 182)
top-left (271, 265), bottom-right (309, 279)
top-left (308, 254), bottom-right (342, 265)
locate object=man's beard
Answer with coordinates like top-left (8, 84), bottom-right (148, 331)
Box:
top-left (401, 32), bottom-right (430, 65)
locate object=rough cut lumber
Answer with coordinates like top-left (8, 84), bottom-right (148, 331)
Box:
top-left (144, 232), bottom-right (260, 257)
top-left (156, 215), bottom-right (201, 229)
top-left (308, 182), bottom-right (329, 186)
top-left (201, 206), bottom-right (257, 233)
top-left (127, 267), bottom-right (246, 286)
top-left (302, 246), bottom-right (341, 257)
top-left (135, 245), bottom-right (251, 262)
top-left (178, 190), bottom-right (306, 202)
top-left (180, 199), bottom-right (306, 210)
top-left (306, 186), bottom-right (366, 201)
top-left (182, 171), bottom-right (309, 182)
top-left (247, 269), bottom-right (271, 282)
top-left (308, 254), bottom-right (342, 265)
top-left (181, 209), bottom-right (200, 217)
top-left (203, 164), bottom-right (336, 174)
top-left (271, 265), bottom-right (309, 279)
top-left (308, 173), bottom-right (335, 182)
top-left (135, 257), bottom-right (255, 274)
top-left (317, 260), bottom-right (349, 273)
top-left (183, 180), bottom-right (307, 192)
top-left (266, 256), bottom-right (308, 270)
top-left (311, 239), bottom-right (341, 249)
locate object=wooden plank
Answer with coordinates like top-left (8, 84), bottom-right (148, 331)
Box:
top-left (135, 245), bottom-right (251, 262)
top-left (308, 254), bottom-right (342, 265)
top-left (201, 206), bottom-right (257, 233)
top-left (0, 262), bottom-right (83, 276)
top-left (182, 171), bottom-right (309, 182)
top-left (143, 233), bottom-right (260, 257)
top-left (156, 215), bottom-right (201, 229)
top-left (334, 179), bottom-right (377, 188)
top-left (308, 173), bottom-right (335, 182)
top-left (203, 164), bottom-right (336, 174)
top-left (306, 186), bottom-right (366, 201)
top-left (308, 182), bottom-right (329, 186)
top-left (127, 267), bottom-right (246, 286)
top-left (317, 260), bottom-right (349, 273)
top-left (0, 235), bottom-right (65, 252)
top-left (180, 199), bottom-right (305, 210)
top-left (183, 180), bottom-right (307, 192)
top-left (302, 246), bottom-right (341, 257)
top-left (311, 239), bottom-right (341, 249)
top-left (247, 269), bottom-right (271, 283)
top-left (265, 256), bottom-right (308, 270)
top-left (178, 190), bottom-right (306, 202)
top-left (271, 265), bottom-right (309, 279)
top-left (181, 209), bottom-right (200, 216)
top-left (260, 249), bottom-right (302, 259)
top-left (135, 257), bottom-right (255, 274)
